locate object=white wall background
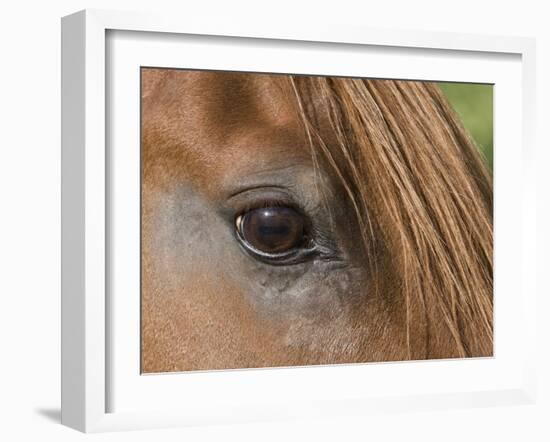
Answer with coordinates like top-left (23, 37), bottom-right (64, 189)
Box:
top-left (0, 1), bottom-right (548, 440)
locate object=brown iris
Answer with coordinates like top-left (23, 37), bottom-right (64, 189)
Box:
top-left (235, 206), bottom-right (306, 255)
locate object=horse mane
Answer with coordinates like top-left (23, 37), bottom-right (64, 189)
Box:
top-left (287, 76), bottom-right (493, 359)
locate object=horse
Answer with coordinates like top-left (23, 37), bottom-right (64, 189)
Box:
top-left (140, 68), bottom-right (493, 373)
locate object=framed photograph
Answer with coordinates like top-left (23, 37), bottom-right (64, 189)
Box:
top-left (61, 9), bottom-right (537, 432)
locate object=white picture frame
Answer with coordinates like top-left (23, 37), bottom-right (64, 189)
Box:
top-left (61, 9), bottom-right (538, 433)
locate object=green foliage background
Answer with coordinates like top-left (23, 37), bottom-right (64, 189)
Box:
top-left (437, 82), bottom-right (493, 170)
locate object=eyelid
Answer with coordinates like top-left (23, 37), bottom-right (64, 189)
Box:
top-left (225, 187), bottom-right (323, 224)
top-left (227, 188), bottom-right (300, 212)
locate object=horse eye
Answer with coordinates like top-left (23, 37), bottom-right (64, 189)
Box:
top-left (235, 206), bottom-right (307, 257)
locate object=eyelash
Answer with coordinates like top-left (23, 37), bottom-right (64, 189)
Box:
top-left (234, 198), bottom-right (302, 218)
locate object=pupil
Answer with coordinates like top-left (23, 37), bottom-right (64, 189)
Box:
top-left (240, 207), bottom-right (305, 254)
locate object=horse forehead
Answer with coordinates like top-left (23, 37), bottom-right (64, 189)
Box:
top-left (144, 69), bottom-right (311, 193)
top-left (145, 69), bottom-right (296, 127)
